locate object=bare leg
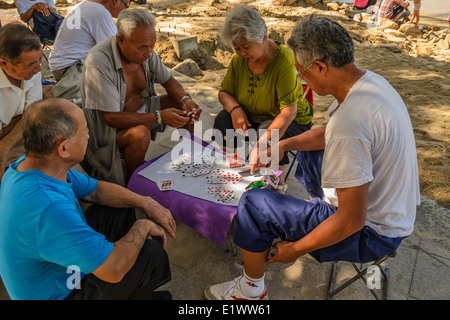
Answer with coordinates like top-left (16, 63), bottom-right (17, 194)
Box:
top-left (241, 247), bottom-right (271, 279)
top-left (116, 125), bottom-right (151, 183)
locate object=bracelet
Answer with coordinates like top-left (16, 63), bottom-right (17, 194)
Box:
top-left (155, 110), bottom-right (162, 125)
top-left (229, 105), bottom-right (241, 115)
top-left (179, 95), bottom-right (190, 105)
top-left (260, 137), bottom-right (272, 147)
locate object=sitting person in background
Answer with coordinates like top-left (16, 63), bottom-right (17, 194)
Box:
top-left (16, 0), bottom-right (58, 29)
top-left (205, 15), bottom-right (420, 300)
top-left (213, 6), bottom-right (313, 192)
top-left (49, 0), bottom-right (129, 82)
top-left (16, 0), bottom-right (63, 41)
top-left (377, 0), bottom-right (410, 24)
top-left (81, 9), bottom-right (202, 186)
top-left (0, 98), bottom-right (175, 300)
top-left (0, 23), bottom-right (52, 182)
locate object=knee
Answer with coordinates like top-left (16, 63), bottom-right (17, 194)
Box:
top-left (140, 240), bottom-right (170, 278)
top-left (126, 125), bottom-right (151, 150)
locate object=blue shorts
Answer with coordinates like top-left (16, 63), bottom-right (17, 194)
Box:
top-left (234, 151), bottom-right (405, 263)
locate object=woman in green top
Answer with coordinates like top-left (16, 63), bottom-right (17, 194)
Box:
top-left (213, 6), bottom-right (314, 190)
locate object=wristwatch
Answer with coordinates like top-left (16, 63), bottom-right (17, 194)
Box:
top-left (155, 110), bottom-right (162, 125)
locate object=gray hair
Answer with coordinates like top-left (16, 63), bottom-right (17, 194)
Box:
top-left (220, 5), bottom-right (267, 46)
top-left (22, 99), bottom-right (78, 155)
top-left (117, 9), bottom-right (156, 38)
top-left (0, 23), bottom-right (41, 65)
top-left (287, 15), bottom-right (354, 68)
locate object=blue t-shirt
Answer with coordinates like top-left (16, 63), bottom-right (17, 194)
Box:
top-left (0, 156), bottom-right (114, 300)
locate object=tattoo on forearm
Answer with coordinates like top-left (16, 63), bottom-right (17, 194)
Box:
top-left (119, 228), bottom-right (145, 250)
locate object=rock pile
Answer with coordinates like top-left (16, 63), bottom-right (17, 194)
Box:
top-left (310, 0), bottom-right (450, 62)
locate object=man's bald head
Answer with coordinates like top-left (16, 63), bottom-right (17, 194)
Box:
top-left (22, 99), bottom-right (82, 155)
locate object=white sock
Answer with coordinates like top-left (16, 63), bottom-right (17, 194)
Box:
top-left (239, 271), bottom-right (265, 298)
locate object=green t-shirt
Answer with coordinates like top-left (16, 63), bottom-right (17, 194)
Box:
top-left (220, 43), bottom-right (313, 125)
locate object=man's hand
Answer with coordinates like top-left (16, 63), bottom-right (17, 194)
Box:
top-left (250, 140), bottom-right (284, 174)
top-left (42, 85), bottom-right (54, 100)
top-left (181, 98), bottom-right (202, 123)
top-left (160, 108), bottom-right (190, 128)
top-left (144, 219), bottom-right (168, 248)
top-left (34, 2), bottom-right (51, 16)
top-left (141, 196), bottom-right (176, 239)
top-left (267, 240), bottom-right (302, 264)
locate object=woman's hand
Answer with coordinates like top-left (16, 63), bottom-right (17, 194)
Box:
top-left (231, 107), bottom-right (252, 134)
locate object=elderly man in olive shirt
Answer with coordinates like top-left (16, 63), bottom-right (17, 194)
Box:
top-left (81, 9), bottom-right (201, 185)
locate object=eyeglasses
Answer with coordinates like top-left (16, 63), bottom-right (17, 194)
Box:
top-left (121, 0), bottom-right (130, 8)
top-left (295, 61), bottom-right (315, 80)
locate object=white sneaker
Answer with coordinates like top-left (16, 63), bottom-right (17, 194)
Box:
top-left (204, 276), bottom-right (269, 300)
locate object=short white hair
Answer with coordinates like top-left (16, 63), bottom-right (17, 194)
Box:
top-left (220, 5), bottom-right (267, 46)
top-left (117, 9), bottom-right (156, 38)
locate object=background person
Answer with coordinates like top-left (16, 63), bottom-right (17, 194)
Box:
top-left (49, 0), bottom-right (129, 81)
top-left (16, 0), bottom-right (58, 29)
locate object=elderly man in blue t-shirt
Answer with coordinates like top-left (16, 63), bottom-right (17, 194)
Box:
top-left (0, 98), bottom-right (175, 300)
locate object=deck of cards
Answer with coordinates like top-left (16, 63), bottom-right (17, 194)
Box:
top-left (171, 152), bottom-right (216, 177)
top-left (227, 154), bottom-right (243, 168)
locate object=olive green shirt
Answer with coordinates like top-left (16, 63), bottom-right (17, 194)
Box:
top-left (220, 43), bottom-right (313, 125)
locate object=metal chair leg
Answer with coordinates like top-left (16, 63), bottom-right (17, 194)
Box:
top-left (326, 252), bottom-right (396, 300)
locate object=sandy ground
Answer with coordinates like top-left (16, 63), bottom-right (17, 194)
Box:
top-left (0, 0), bottom-right (449, 300)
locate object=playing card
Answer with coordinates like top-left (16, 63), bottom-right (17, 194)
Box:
top-left (157, 180), bottom-right (174, 191)
top-left (263, 170), bottom-right (280, 188)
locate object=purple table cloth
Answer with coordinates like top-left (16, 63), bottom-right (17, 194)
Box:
top-left (127, 144), bottom-right (238, 245)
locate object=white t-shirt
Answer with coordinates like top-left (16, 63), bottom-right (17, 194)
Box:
top-left (321, 70), bottom-right (420, 238)
top-left (48, 1), bottom-right (117, 71)
top-left (0, 68), bottom-right (42, 129)
top-left (16, 0), bottom-right (58, 29)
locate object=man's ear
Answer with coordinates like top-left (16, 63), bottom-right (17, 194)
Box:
top-left (57, 139), bottom-right (70, 159)
top-left (315, 60), bottom-right (328, 74)
top-left (117, 33), bottom-right (124, 46)
top-left (0, 58), bottom-right (9, 70)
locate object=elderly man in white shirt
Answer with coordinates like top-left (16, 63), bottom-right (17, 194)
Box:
top-left (0, 23), bottom-right (51, 181)
top-left (49, 0), bottom-right (129, 81)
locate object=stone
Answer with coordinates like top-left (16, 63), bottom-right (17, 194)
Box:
top-left (173, 59), bottom-right (204, 78)
top-left (405, 28), bottom-right (423, 39)
top-left (378, 18), bottom-right (399, 30)
top-left (385, 29), bottom-right (406, 38)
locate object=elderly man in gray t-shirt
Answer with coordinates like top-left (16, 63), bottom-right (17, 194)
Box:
top-left (81, 9), bottom-right (201, 185)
